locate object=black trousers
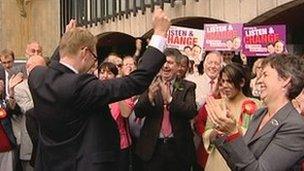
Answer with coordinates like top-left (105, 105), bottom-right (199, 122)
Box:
top-left (130, 139), bottom-right (144, 171)
top-left (143, 138), bottom-right (191, 171)
top-left (118, 147), bottom-right (130, 171)
top-left (13, 145), bottom-right (23, 171)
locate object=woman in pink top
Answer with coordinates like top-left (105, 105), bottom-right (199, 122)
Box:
top-left (98, 57), bottom-right (137, 171)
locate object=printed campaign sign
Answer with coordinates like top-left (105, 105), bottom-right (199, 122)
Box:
top-left (166, 26), bottom-right (205, 64)
top-left (242, 25), bottom-right (286, 56)
top-left (204, 23), bottom-right (243, 51)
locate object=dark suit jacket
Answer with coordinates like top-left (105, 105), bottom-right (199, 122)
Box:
top-left (0, 64), bottom-right (26, 98)
top-left (134, 79), bottom-right (197, 164)
top-left (50, 46), bottom-right (60, 62)
top-left (25, 108), bottom-right (38, 166)
top-left (28, 46), bottom-right (165, 171)
top-left (215, 102), bottom-right (304, 171)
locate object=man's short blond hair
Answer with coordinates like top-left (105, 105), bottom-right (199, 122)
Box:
top-left (59, 27), bottom-right (97, 58)
top-left (0, 49), bottom-right (15, 60)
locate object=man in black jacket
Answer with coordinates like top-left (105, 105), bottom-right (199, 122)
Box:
top-left (135, 49), bottom-right (197, 171)
top-left (28, 8), bottom-right (170, 171)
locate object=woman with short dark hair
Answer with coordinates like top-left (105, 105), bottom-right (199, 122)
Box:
top-left (206, 54), bottom-right (304, 170)
top-left (98, 60), bottom-right (137, 171)
top-left (96, 62), bottom-right (118, 80)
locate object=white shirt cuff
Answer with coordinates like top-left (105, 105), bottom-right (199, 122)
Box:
top-left (168, 96), bottom-right (173, 104)
top-left (148, 35), bottom-right (167, 53)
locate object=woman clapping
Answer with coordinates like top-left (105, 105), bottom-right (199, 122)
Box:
top-left (206, 54), bottom-right (304, 171)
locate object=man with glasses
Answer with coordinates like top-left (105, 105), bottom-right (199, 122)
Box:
top-left (11, 41), bottom-right (43, 79)
top-left (25, 41), bottom-right (42, 59)
top-left (28, 8), bottom-right (170, 171)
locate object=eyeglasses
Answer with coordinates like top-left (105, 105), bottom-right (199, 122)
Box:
top-left (87, 48), bottom-right (98, 61)
top-left (30, 49), bottom-right (42, 54)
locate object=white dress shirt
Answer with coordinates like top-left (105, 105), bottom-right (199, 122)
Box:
top-left (148, 34), bottom-right (167, 53)
top-left (186, 73), bottom-right (214, 108)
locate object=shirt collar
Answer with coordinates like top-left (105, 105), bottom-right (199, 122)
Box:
top-left (202, 73), bottom-right (212, 82)
top-left (170, 78), bottom-right (176, 85)
top-left (59, 61), bottom-right (79, 74)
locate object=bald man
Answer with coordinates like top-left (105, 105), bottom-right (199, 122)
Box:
top-left (25, 55), bottom-right (46, 74)
top-left (12, 55), bottom-right (46, 171)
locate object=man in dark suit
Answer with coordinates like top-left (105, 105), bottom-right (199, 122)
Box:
top-left (0, 49), bottom-right (24, 99)
top-left (28, 9), bottom-right (170, 171)
top-left (134, 48), bottom-right (197, 171)
top-left (0, 48), bottom-right (24, 171)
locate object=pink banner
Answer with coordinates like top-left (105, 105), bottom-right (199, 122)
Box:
top-left (242, 25), bottom-right (286, 57)
top-left (204, 23), bottom-right (243, 51)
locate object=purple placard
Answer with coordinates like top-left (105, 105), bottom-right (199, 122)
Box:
top-left (242, 25), bottom-right (286, 57)
top-left (204, 23), bottom-right (243, 51)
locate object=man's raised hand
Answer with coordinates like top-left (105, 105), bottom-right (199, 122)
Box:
top-left (152, 7), bottom-right (171, 37)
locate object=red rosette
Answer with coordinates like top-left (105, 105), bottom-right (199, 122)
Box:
top-left (0, 108), bottom-right (7, 119)
top-left (239, 99), bottom-right (257, 126)
top-left (241, 99), bottom-right (257, 115)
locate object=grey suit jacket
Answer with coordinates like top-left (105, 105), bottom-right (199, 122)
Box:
top-left (14, 80), bottom-right (33, 160)
top-left (215, 102), bottom-right (304, 171)
top-left (14, 80), bottom-right (33, 113)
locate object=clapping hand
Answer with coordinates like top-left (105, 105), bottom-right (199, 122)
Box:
top-left (7, 72), bottom-right (23, 108)
top-left (205, 96), bottom-right (238, 135)
top-left (159, 81), bottom-right (171, 105)
top-left (135, 39), bottom-right (142, 51)
top-left (148, 76), bottom-right (161, 104)
top-left (9, 72), bottom-right (23, 90)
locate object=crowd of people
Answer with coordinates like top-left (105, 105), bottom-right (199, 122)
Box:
top-left (0, 8), bottom-right (304, 171)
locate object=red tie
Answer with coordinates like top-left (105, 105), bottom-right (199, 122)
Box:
top-left (134, 117), bottom-right (142, 125)
top-left (161, 82), bottom-right (172, 137)
top-left (209, 79), bottom-right (215, 95)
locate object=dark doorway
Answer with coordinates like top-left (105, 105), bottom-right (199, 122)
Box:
top-left (96, 32), bottom-right (136, 62)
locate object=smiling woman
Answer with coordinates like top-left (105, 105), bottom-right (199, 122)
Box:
top-left (206, 54), bottom-right (304, 170)
top-left (203, 63), bottom-right (261, 171)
